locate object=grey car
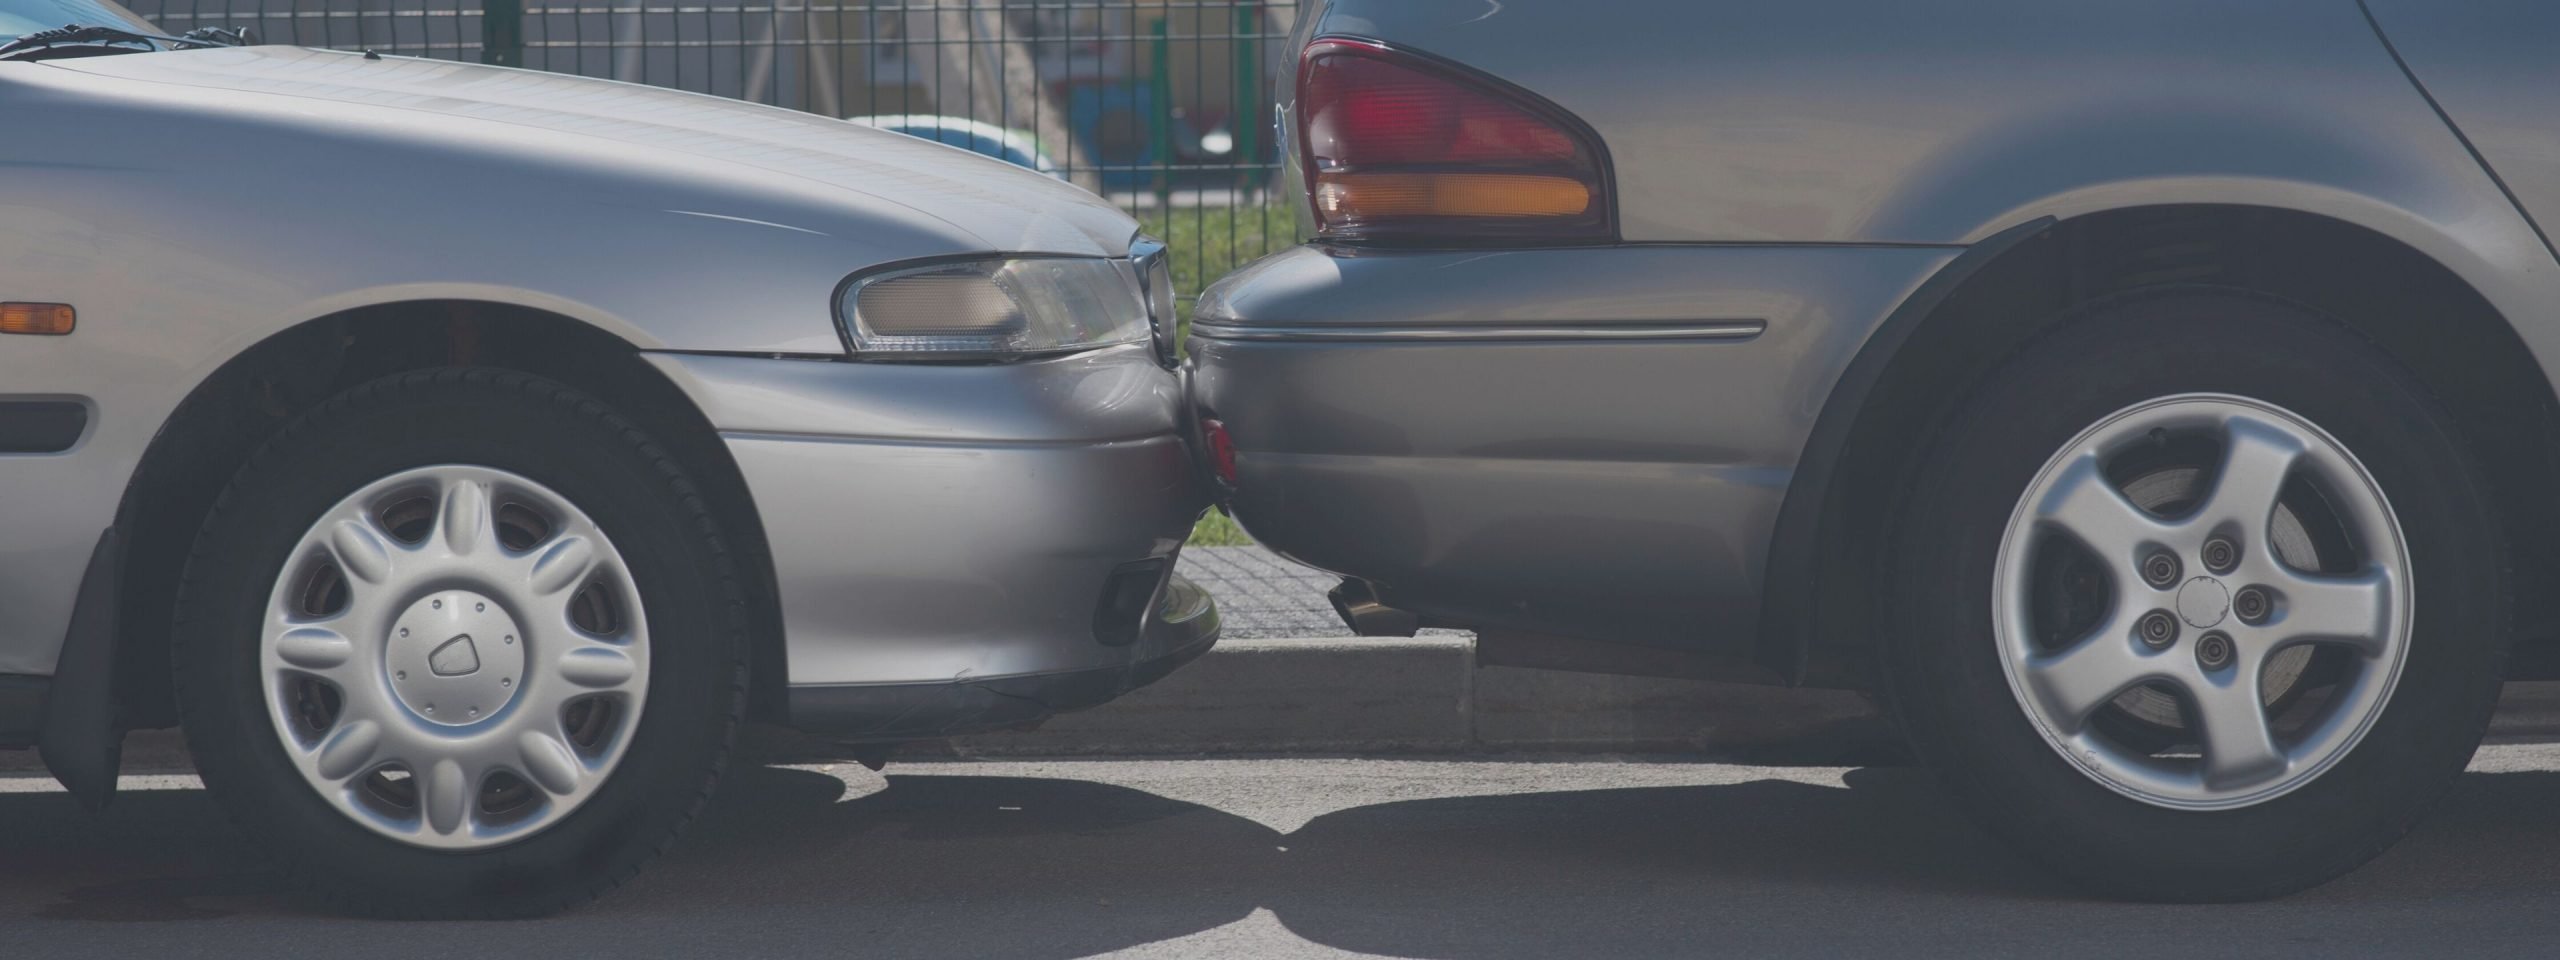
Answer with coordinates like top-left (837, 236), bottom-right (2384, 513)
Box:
top-left (1192, 0), bottom-right (2560, 900)
top-left (0, 0), bottom-right (1215, 916)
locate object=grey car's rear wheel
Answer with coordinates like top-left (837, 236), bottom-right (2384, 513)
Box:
top-left (175, 368), bottom-right (747, 917)
top-left (1886, 290), bottom-right (2507, 901)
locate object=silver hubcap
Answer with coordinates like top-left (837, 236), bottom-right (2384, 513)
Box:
top-left (261, 465), bottom-right (649, 849)
top-left (1995, 394), bottom-right (2411, 810)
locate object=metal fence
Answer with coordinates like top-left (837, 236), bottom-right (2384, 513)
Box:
top-left (120, 0), bottom-right (1303, 311)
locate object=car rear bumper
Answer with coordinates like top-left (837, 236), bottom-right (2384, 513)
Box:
top-left (1187, 243), bottom-right (1952, 652)
top-left (645, 344), bottom-right (1216, 735)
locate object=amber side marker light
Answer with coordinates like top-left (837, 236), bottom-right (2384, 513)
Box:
top-left (0, 302), bottom-right (74, 336)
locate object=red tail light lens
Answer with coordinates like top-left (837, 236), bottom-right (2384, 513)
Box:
top-left (1298, 38), bottom-right (1612, 243)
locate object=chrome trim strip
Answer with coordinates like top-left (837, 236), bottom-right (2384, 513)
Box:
top-left (1190, 320), bottom-right (1767, 343)
top-left (721, 429), bottom-right (1184, 451)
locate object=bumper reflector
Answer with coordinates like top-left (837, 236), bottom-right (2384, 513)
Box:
top-left (1202, 418), bottom-right (1239, 487)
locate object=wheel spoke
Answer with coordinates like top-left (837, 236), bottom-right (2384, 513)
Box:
top-left (419, 757), bottom-right (475, 837)
top-left (2022, 619), bottom-right (2160, 732)
top-left (516, 730), bottom-right (586, 797)
top-left (2267, 567), bottom-right (2395, 658)
top-left (2184, 660), bottom-right (2288, 788)
top-left (2189, 417), bottom-right (2304, 534)
top-left (2032, 453), bottom-right (2167, 566)
top-left (327, 518), bottom-right (395, 586)
top-left (312, 719), bottom-right (384, 782)
top-left (436, 477), bottom-right (500, 558)
top-left (520, 641), bottom-right (644, 727)
top-left (528, 535), bottom-right (597, 596)
top-left (556, 645), bottom-right (639, 693)
top-left (274, 625), bottom-right (357, 677)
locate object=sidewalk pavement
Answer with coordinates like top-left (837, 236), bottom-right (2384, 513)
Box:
top-left (1175, 546), bottom-right (1472, 640)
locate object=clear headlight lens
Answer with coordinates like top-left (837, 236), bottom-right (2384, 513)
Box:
top-left (839, 256), bottom-right (1150, 360)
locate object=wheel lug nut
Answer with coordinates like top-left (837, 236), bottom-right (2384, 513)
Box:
top-left (2141, 551), bottom-right (2182, 588)
top-left (2137, 610), bottom-right (2179, 648)
top-left (2234, 586), bottom-right (2272, 624)
top-left (476, 602), bottom-right (486, 613)
top-left (2196, 631), bottom-right (2234, 670)
top-left (398, 628), bottom-right (409, 638)
top-left (433, 599), bottom-right (442, 609)
top-left (2203, 537), bottom-right (2240, 574)
top-left (396, 671), bottom-right (407, 680)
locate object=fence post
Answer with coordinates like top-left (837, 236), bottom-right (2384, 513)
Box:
top-left (1150, 17), bottom-right (1173, 212)
top-left (1234, 3), bottom-right (1259, 192)
top-left (481, 0), bottom-right (525, 67)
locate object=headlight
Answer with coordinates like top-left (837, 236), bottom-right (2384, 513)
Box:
top-left (838, 255), bottom-right (1151, 361)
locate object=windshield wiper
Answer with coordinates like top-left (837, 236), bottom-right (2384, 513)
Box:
top-left (0, 22), bottom-right (239, 61)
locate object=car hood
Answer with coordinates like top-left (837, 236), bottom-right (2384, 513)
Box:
top-left (44, 46), bottom-right (1134, 256)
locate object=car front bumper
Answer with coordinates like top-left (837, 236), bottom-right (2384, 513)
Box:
top-left (645, 343), bottom-right (1217, 738)
top-left (1187, 243), bottom-right (1953, 655)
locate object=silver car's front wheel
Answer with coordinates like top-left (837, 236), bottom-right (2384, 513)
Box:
top-left (177, 369), bottom-right (745, 918)
top-left (1886, 292), bottom-right (2507, 901)
top-left (262, 465), bottom-right (649, 849)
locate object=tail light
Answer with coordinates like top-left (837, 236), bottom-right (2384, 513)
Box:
top-left (1297, 38), bottom-right (1612, 244)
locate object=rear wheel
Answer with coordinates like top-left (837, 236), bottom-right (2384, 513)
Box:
top-left (1886, 290), bottom-right (2507, 901)
top-left (175, 368), bottom-right (747, 917)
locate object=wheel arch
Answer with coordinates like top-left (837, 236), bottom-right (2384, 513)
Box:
top-left (106, 301), bottom-right (790, 730)
top-left (1761, 204), bottom-right (2560, 688)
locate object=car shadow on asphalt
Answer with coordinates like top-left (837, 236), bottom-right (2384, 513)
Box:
top-left (4, 763), bottom-right (2560, 957)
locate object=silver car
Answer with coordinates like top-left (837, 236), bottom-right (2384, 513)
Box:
top-left (1193, 0), bottom-right (2555, 900)
top-left (0, 0), bottom-right (1215, 916)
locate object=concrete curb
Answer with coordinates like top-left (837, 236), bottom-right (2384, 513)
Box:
top-left (14, 638), bottom-right (2560, 776)
top-left (919, 636), bottom-right (1890, 760)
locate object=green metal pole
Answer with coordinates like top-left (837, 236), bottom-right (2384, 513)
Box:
top-left (1150, 17), bottom-right (1173, 213)
top-left (481, 0), bottom-right (524, 67)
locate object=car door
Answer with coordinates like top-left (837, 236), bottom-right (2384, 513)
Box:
top-left (2365, 1), bottom-right (2560, 240)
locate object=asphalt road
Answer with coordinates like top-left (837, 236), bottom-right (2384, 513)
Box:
top-left (8, 747), bottom-right (2560, 958)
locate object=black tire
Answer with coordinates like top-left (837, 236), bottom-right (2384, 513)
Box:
top-left (173, 368), bottom-right (748, 918)
top-left (1885, 289), bottom-right (2508, 902)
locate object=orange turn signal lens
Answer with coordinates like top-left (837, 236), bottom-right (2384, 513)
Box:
top-left (0, 302), bottom-right (74, 336)
top-left (1314, 173), bottom-right (1593, 220)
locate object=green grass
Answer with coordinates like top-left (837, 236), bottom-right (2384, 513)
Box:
top-left (1141, 204), bottom-right (1296, 547)
top-left (1187, 508), bottom-right (1254, 546)
top-left (1137, 203), bottom-right (1302, 329)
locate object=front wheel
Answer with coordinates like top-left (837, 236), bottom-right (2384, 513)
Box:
top-left (175, 369), bottom-right (748, 917)
top-left (1886, 290), bottom-right (2508, 901)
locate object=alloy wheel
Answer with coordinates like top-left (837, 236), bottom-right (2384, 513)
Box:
top-left (1993, 394), bottom-right (2411, 810)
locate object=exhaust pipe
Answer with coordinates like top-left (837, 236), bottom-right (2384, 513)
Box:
top-left (1329, 578), bottom-right (1420, 637)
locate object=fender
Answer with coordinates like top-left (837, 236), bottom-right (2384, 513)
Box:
top-left (1752, 217), bottom-right (2053, 684)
